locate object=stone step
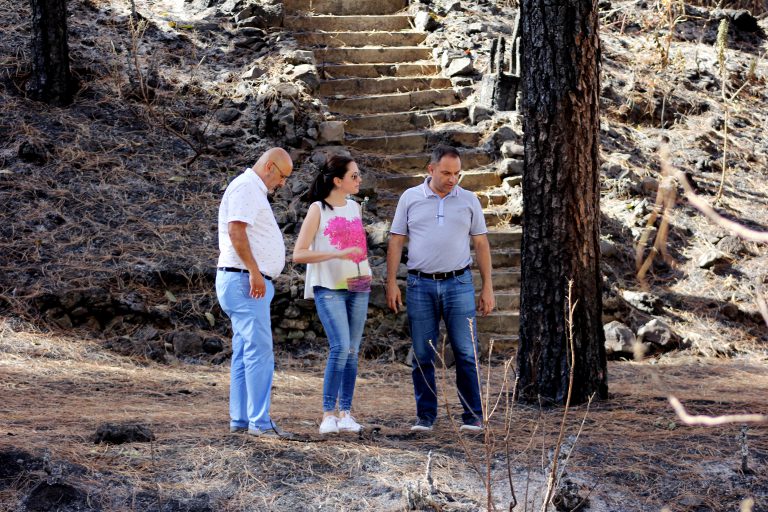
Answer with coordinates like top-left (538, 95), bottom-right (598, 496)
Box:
top-left (344, 107), bottom-right (468, 134)
top-left (478, 333), bottom-right (519, 352)
top-left (297, 31), bottom-right (427, 48)
top-left (486, 227), bottom-right (522, 249)
top-left (473, 250), bottom-right (521, 268)
top-left (347, 128), bottom-right (482, 153)
top-left (375, 169), bottom-right (501, 191)
top-left (496, 291), bottom-right (521, 310)
top-left (361, 150), bottom-right (493, 174)
top-left (320, 62), bottom-right (441, 79)
top-left (327, 88), bottom-right (459, 115)
top-left (475, 269), bottom-right (521, 290)
top-left (315, 47), bottom-right (433, 64)
top-left (285, 14), bottom-right (411, 32)
top-left (477, 291), bottom-right (520, 310)
top-left (477, 311), bottom-right (520, 335)
top-left (485, 208), bottom-right (523, 227)
top-left (478, 190), bottom-right (508, 208)
top-left (319, 76), bottom-right (451, 96)
top-left (285, 0), bottom-right (407, 15)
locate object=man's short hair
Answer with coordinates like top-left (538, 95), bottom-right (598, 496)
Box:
top-left (430, 145), bottom-right (461, 164)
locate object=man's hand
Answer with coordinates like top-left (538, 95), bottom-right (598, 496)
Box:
top-left (249, 272), bottom-right (266, 299)
top-left (477, 286), bottom-right (495, 317)
top-left (386, 234), bottom-right (407, 314)
top-left (386, 281), bottom-right (402, 313)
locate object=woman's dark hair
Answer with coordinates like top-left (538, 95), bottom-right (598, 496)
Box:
top-left (308, 154), bottom-right (354, 210)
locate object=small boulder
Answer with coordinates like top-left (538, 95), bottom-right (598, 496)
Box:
top-left (216, 108), bottom-right (241, 124)
top-left (414, 11), bottom-right (439, 31)
top-left (292, 64), bottom-right (319, 91)
top-left (202, 337), bottom-right (224, 354)
top-left (241, 65), bottom-right (265, 80)
top-left (18, 140), bottom-right (49, 164)
top-left (600, 239), bottom-right (619, 258)
top-left (274, 82), bottom-right (299, 98)
top-left (365, 221), bottom-right (391, 246)
top-left (603, 321), bottom-right (637, 358)
top-left (715, 235), bottom-right (747, 256)
top-left (285, 50), bottom-right (315, 66)
top-left (318, 121), bottom-right (345, 144)
top-left (697, 250), bottom-right (732, 269)
top-left (94, 423), bottom-right (155, 444)
top-left (621, 290), bottom-right (662, 314)
top-left (25, 482), bottom-right (88, 512)
top-left (501, 141), bottom-right (524, 158)
top-left (502, 176), bottom-right (522, 190)
top-left (443, 1), bottom-right (462, 12)
top-left (469, 104), bottom-right (492, 124)
top-left (233, 2), bottom-right (282, 28)
top-left (170, 331), bottom-right (204, 356)
top-left (498, 158), bottom-right (523, 176)
top-left (637, 319), bottom-right (680, 351)
top-left (444, 56), bottom-right (473, 77)
top-left (468, 22), bottom-right (486, 34)
top-left (491, 124), bottom-right (519, 146)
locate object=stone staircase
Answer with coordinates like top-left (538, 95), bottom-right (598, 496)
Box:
top-left (285, 0), bottom-right (521, 349)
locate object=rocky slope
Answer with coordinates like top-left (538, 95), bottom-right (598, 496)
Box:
top-left (1, 0), bottom-right (767, 359)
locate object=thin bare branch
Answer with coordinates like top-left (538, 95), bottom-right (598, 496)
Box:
top-left (668, 395), bottom-right (768, 425)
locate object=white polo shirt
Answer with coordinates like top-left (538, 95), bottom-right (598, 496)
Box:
top-left (216, 169), bottom-right (285, 278)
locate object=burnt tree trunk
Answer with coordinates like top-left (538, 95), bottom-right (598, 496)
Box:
top-left (28, 0), bottom-right (73, 106)
top-left (516, 0), bottom-right (608, 405)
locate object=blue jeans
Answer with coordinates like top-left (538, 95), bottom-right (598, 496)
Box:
top-left (406, 271), bottom-right (483, 424)
top-left (216, 271), bottom-right (275, 430)
top-left (314, 287), bottom-right (369, 412)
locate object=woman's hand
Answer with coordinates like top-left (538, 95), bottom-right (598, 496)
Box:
top-left (337, 247), bottom-right (364, 260)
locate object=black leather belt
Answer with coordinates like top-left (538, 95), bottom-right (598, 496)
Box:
top-left (217, 267), bottom-right (273, 281)
top-left (408, 266), bottom-right (470, 281)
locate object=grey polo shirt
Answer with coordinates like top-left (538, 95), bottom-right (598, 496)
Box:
top-left (390, 178), bottom-right (487, 273)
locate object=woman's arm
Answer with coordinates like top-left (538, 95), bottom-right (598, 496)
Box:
top-left (293, 203), bottom-right (361, 264)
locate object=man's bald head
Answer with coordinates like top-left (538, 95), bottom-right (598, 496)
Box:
top-left (254, 147), bottom-right (294, 193)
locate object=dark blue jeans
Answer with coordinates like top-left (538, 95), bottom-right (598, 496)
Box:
top-left (314, 287), bottom-right (370, 412)
top-left (406, 271), bottom-right (483, 424)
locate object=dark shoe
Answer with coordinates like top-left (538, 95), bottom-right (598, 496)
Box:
top-left (230, 425), bottom-right (247, 434)
top-left (459, 419), bottom-right (484, 432)
top-left (248, 423), bottom-right (295, 439)
top-left (410, 418), bottom-right (434, 432)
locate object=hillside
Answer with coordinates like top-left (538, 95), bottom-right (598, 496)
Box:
top-left (1, 0), bottom-right (767, 510)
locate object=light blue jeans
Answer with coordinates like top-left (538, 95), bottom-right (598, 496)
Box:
top-left (406, 270), bottom-right (483, 424)
top-left (216, 270), bottom-right (275, 431)
top-left (314, 287), bottom-right (369, 412)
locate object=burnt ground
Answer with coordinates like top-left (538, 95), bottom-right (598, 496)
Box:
top-left (1, 0), bottom-right (768, 509)
top-left (0, 325), bottom-right (766, 511)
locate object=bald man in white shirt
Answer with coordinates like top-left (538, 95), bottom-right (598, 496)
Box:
top-left (215, 148), bottom-right (294, 438)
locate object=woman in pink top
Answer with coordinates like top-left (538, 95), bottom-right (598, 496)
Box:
top-left (293, 155), bottom-right (372, 435)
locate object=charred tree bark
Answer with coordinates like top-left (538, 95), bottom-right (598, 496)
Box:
top-left (516, 0), bottom-right (608, 405)
top-left (28, 0), bottom-right (74, 106)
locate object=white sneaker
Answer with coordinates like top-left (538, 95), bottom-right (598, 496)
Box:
top-left (337, 411), bottom-right (362, 433)
top-left (319, 415), bottom-right (339, 435)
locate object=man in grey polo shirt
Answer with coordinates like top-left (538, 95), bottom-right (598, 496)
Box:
top-left (386, 145), bottom-right (495, 432)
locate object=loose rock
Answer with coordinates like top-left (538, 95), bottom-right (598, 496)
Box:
top-left (94, 423), bottom-right (155, 444)
top-left (603, 321), bottom-right (637, 357)
top-left (637, 319), bottom-right (680, 351)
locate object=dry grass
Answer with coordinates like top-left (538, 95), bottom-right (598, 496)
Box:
top-left (1, 320), bottom-right (766, 511)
